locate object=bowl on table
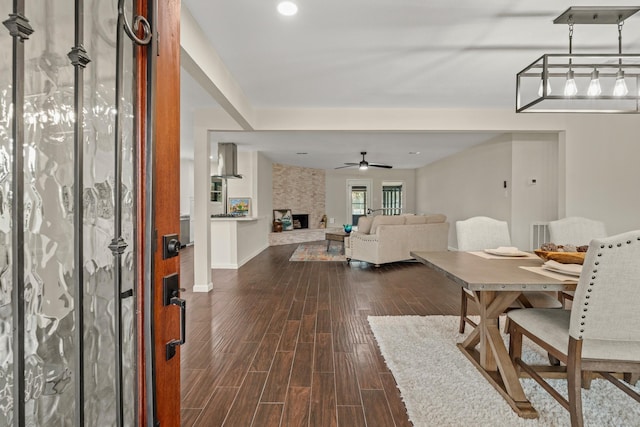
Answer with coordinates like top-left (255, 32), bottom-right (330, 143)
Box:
top-left (534, 250), bottom-right (585, 265)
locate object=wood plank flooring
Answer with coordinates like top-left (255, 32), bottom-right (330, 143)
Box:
top-left (179, 242), bottom-right (462, 426)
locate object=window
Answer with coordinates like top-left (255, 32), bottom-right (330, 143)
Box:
top-left (351, 185), bottom-right (367, 225)
top-left (382, 183), bottom-right (403, 215)
top-left (211, 177), bottom-right (223, 202)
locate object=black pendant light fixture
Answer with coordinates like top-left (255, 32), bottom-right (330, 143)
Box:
top-left (516, 6), bottom-right (640, 113)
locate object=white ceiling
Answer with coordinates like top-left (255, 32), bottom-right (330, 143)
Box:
top-left (180, 0), bottom-right (640, 168)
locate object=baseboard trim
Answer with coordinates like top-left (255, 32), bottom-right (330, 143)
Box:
top-left (237, 244), bottom-right (269, 268)
top-left (193, 282), bottom-right (213, 293)
top-left (212, 244), bottom-right (269, 270)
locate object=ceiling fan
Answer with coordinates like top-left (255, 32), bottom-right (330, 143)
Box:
top-left (335, 152), bottom-right (392, 170)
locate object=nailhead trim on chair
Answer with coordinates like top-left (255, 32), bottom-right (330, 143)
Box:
top-left (578, 237), bottom-right (637, 338)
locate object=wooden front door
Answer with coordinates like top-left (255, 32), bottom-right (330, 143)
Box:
top-left (147, 0), bottom-right (182, 425)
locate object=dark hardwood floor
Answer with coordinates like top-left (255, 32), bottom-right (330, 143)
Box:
top-left (179, 242), bottom-right (462, 426)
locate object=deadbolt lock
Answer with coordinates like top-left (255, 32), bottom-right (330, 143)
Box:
top-left (162, 233), bottom-right (181, 259)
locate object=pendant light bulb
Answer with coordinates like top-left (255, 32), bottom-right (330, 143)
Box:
top-left (587, 69), bottom-right (602, 96)
top-left (538, 78), bottom-right (551, 97)
top-left (563, 70), bottom-right (578, 97)
top-left (613, 70), bottom-right (628, 96)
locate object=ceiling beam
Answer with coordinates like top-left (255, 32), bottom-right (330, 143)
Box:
top-left (180, 6), bottom-right (255, 130)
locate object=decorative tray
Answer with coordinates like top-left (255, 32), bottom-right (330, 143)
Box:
top-left (534, 250), bottom-right (585, 265)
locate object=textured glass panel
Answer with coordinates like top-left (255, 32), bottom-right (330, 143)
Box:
top-left (83, 0), bottom-right (137, 424)
top-left (0, 1), bottom-right (14, 425)
top-left (1, 2), bottom-right (140, 424)
top-left (120, 1), bottom-right (137, 424)
top-left (83, 0), bottom-right (118, 424)
top-left (22, 1), bottom-right (77, 424)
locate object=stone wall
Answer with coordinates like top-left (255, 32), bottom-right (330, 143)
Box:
top-left (272, 163), bottom-right (326, 229)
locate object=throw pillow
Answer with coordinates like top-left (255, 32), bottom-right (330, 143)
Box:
top-left (370, 215), bottom-right (406, 234)
top-left (357, 216), bottom-right (373, 234)
top-left (405, 215), bottom-right (428, 225)
top-left (426, 214), bottom-right (446, 223)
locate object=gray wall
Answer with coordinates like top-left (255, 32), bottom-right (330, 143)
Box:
top-left (325, 168), bottom-right (417, 226)
top-left (416, 134), bottom-right (560, 250)
top-left (416, 135), bottom-right (513, 248)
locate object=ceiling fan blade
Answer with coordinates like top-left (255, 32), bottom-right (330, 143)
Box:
top-left (335, 154), bottom-right (394, 169)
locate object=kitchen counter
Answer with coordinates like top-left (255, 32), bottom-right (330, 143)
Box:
top-left (210, 217), bottom-right (266, 268)
top-left (210, 216), bottom-right (259, 221)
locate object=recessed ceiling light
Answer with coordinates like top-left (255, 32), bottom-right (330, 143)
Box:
top-left (296, 152), bottom-right (308, 155)
top-left (277, 1), bottom-right (298, 16)
top-left (409, 151), bottom-right (421, 155)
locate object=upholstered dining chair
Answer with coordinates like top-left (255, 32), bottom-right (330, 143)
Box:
top-left (456, 216), bottom-right (561, 333)
top-left (548, 216), bottom-right (608, 305)
top-left (507, 230), bottom-right (640, 427)
top-left (548, 216), bottom-right (607, 246)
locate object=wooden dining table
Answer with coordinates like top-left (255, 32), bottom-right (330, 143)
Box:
top-left (410, 250), bottom-right (579, 419)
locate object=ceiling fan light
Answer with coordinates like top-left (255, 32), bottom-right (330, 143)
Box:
top-left (587, 69), bottom-right (602, 96)
top-left (359, 162), bottom-right (368, 171)
top-left (563, 70), bottom-right (578, 97)
top-left (613, 70), bottom-right (629, 96)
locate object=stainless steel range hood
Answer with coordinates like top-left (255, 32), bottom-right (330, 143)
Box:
top-left (213, 142), bottom-right (243, 179)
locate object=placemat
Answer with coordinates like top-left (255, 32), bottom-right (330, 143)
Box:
top-left (519, 266), bottom-right (579, 282)
top-left (469, 251), bottom-right (540, 260)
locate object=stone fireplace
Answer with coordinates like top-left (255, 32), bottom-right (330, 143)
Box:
top-left (272, 164), bottom-right (325, 231)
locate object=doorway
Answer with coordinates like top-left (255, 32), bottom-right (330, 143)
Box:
top-left (381, 181), bottom-right (404, 215)
top-left (346, 179), bottom-right (371, 226)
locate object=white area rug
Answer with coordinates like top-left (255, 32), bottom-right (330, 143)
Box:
top-left (367, 315), bottom-right (640, 427)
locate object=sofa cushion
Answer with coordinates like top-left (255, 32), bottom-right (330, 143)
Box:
top-left (405, 215), bottom-right (428, 225)
top-left (357, 216), bottom-right (373, 234)
top-left (425, 214), bottom-right (447, 224)
top-left (370, 215), bottom-right (406, 234)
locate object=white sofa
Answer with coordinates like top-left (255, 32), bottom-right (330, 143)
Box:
top-left (345, 214), bottom-right (449, 266)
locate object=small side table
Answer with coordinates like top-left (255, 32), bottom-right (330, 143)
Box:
top-left (325, 230), bottom-right (349, 253)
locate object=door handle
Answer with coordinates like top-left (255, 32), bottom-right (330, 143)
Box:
top-left (166, 296), bottom-right (186, 361)
top-left (163, 273), bottom-right (186, 360)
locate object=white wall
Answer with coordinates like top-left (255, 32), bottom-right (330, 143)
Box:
top-left (564, 115), bottom-right (640, 235)
top-left (226, 151), bottom-right (254, 201)
top-left (416, 133), bottom-right (561, 249)
top-left (180, 158), bottom-right (194, 215)
top-left (510, 134), bottom-right (558, 249)
top-left (256, 152), bottom-right (274, 236)
top-left (325, 168), bottom-right (416, 226)
top-left (416, 135), bottom-right (513, 248)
